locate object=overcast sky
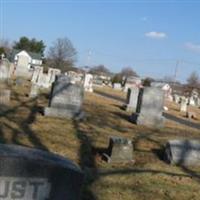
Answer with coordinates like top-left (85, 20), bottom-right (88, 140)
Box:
top-left (1, 0), bottom-right (200, 82)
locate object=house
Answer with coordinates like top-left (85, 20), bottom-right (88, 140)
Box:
top-left (9, 49), bottom-right (43, 68)
top-left (9, 49), bottom-right (43, 78)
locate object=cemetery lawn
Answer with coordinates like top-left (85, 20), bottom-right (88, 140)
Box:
top-left (1, 81), bottom-right (200, 200)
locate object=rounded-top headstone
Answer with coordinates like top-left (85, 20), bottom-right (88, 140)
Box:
top-left (0, 144), bottom-right (83, 200)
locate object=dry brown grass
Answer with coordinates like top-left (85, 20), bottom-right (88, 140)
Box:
top-left (1, 81), bottom-right (200, 200)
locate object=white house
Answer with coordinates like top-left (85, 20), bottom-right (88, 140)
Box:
top-left (9, 49), bottom-right (43, 78)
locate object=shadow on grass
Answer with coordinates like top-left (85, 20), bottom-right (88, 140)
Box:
top-left (163, 112), bottom-right (200, 130)
top-left (73, 119), bottom-right (98, 200)
top-left (0, 83), bottom-right (49, 151)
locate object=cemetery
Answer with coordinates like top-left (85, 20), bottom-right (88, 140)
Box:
top-left (0, 56), bottom-right (200, 199)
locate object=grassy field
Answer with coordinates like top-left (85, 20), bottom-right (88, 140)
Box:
top-left (1, 80), bottom-right (200, 200)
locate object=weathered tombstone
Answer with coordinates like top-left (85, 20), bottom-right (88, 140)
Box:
top-left (131, 87), bottom-right (165, 128)
top-left (165, 140), bottom-right (200, 166)
top-left (189, 96), bottom-right (195, 106)
top-left (0, 59), bottom-right (10, 81)
top-left (31, 66), bottom-right (43, 84)
top-left (180, 97), bottom-right (187, 112)
top-left (29, 84), bottom-right (39, 98)
top-left (0, 144), bottom-right (83, 199)
top-left (125, 87), bottom-right (139, 112)
top-left (173, 94), bottom-right (180, 104)
top-left (48, 68), bottom-right (61, 85)
top-left (83, 74), bottom-right (93, 92)
top-left (45, 75), bottom-right (84, 118)
top-left (106, 137), bottom-right (134, 163)
top-left (113, 83), bottom-right (122, 90)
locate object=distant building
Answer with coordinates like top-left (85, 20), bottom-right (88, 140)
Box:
top-left (9, 49), bottom-right (43, 78)
top-left (9, 49), bottom-right (43, 69)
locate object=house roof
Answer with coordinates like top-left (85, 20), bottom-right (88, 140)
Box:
top-left (8, 49), bottom-right (42, 62)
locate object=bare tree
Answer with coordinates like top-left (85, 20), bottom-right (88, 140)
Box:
top-left (89, 65), bottom-right (110, 76)
top-left (47, 37), bottom-right (77, 72)
top-left (120, 67), bottom-right (138, 78)
top-left (187, 71), bottom-right (200, 89)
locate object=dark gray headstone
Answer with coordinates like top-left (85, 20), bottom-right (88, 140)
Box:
top-left (126, 87), bottom-right (139, 112)
top-left (107, 137), bottom-right (134, 163)
top-left (45, 75), bottom-right (84, 118)
top-left (0, 144), bottom-right (83, 200)
top-left (131, 87), bottom-right (165, 128)
top-left (165, 140), bottom-right (200, 166)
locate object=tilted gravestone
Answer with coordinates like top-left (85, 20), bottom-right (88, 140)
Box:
top-left (0, 144), bottom-right (83, 200)
top-left (165, 140), bottom-right (200, 166)
top-left (131, 87), bottom-right (165, 128)
top-left (106, 137), bottom-right (134, 163)
top-left (180, 97), bottom-right (187, 112)
top-left (45, 75), bottom-right (84, 119)
top-left (125, 87), bottom-right (139, 112)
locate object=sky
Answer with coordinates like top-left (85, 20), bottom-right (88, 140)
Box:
top-left (1, 0), bottom-right (200, 82)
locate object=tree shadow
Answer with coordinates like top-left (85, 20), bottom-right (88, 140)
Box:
top-left (73, 119), bottom-right (98, 200)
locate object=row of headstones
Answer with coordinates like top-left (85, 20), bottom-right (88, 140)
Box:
top-left (174, 94), bottom-right (200, 108)
top-left (109, 136), bottom-right (200, 167)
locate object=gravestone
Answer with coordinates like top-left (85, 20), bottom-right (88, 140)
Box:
top-left (106, 137), bottom-right (134, 163)
top-left (0, 144), bottom-right (83, 199)
top-left (29, 84), bottom-right (39, 98)
top-left (173, 94), bottom-right (180, 104)
top-left (83, 74), bottom-right (93, 92)
top-left (125, 87), bottom-right (139, 112)
top-left (180, 97), bottom-right (187, 112)
top-left (113, 83), bottom-right (121, 90)
top-left (0, 59), bottom-right (10, 81)
top-left (31, 66), bottom-right (43, 84)
top-left (165, 140), bottom-right (200, 166)
top-left (131, 87), bottom-right (165, 128)
top-left (48, 68), bottom-right (61, 85)
top-left (45, 75), bottom-right (84, 118)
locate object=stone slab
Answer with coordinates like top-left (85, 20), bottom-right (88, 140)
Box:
top-left (107, 137), bottom-right (134, 163)
top-left (0, 144), bottom-right (83, 200)
top-left (165, 140), bottom-right (200, 166)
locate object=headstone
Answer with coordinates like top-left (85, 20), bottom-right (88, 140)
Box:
top-left (165, 140), bottom-right (200, 166)
top-left (29, 84), bottom-right (39, 98)
top-left (131, 87), bottom-right (165, 128)
top-left (48, 68), bottom-right (61, 84)
top-left (125, 87), bottom-right (139, 112)
top-left (83, 74), bottom-right (93, 92)
top-left (173, 94), bottom-right (181, 104)
top-left (189, 96), bottom-right (195, 106)
top-left (45, 75), bottom-right (84, 118)
top-left (113, 83), bottom-right (121, 90)
top-left (0, 144), bottom-right (83, 199)
top-left (180, 97), bottom-right (187, 112)
top-left (106, 137), bottom-right (134, 163)
top-left (31, 66), bottom-right (43, 84)
top-left (0, 59), bottom-right (10, 81)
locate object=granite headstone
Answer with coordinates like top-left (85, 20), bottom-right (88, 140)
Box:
top-left (165, 140), bottom-right (200, 166)
top-left (106, 137), bottom-right (134, 163)
top-left (131, 87), bottom-right (165, 127)
top-left (45, 75), bottom-right (84, 118)
top-left (0, 144), bottom-right (83, 200)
